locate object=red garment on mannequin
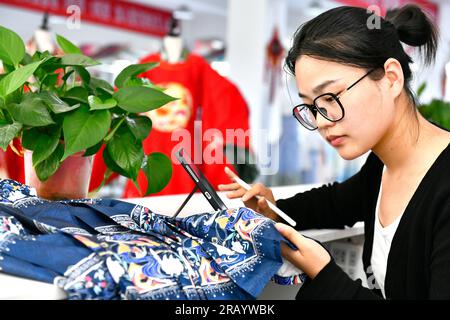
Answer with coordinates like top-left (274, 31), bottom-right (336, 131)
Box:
top-left (89, 53), bottom-right (250, 197)
top-left (1, 139), bottom-right (25, 183)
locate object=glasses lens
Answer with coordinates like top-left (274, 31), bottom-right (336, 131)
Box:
top-left (314, 94), bottom-right (343, 121)
top-left (294, 105), bottom-right (317, 130)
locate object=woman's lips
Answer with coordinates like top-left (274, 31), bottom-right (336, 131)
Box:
top-left (327, 135), bottom-right (346, 147)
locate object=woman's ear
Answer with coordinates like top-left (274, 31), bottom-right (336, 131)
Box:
top-left (382, 58), bottom-right (405, 99)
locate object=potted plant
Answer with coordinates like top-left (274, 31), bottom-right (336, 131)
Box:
top-left (417, 83), bottom-right (450, 130)
top-left (0, 25), bottom-right (174, 200)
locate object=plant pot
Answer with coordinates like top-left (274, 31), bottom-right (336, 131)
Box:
top-left (0, 150), bottom-right (8, 179)
top-left (24, 150), bottom-right (93, 200)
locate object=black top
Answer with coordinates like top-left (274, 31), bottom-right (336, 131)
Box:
top-left (276, 143), bottom-right (450, 299)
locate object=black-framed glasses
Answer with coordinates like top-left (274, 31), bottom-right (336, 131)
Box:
top-left (292, 69), bottom-right (376, 130)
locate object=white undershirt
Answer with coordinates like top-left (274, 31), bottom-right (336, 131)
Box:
top-left (370, 166), bottom-right (403, 299)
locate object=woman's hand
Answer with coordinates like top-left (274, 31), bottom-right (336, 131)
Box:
top-left (218, 167), bottom-right (280, 222)
top-left (275, 223), bottom-right (331, 280)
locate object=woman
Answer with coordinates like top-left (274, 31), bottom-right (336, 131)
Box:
top-left (219, 5), bottom-right (450, 299)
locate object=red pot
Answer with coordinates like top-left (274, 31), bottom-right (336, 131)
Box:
top-left (24, 150), bottom-right (93, 200)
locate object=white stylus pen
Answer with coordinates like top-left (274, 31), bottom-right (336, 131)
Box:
top-left (230, 174), bottom-right (297, 227)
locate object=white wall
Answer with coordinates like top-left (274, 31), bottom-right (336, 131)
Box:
top-left (410, 0), bottom-right (450, 103)
top-left (432, 0), bottom-right (450, 101)
top-left (226, 0), bottom-right (270, 159)
top-left (182, 12), bottom-right (227, 49)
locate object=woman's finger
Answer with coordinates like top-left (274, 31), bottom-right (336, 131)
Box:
top-left (280, 241), bottom-right (303, 264)
top-left (218, 183), bottom-right (241, 191)
top-left (275, 223), bottom-right (308, 250)
top-left (257, 197), bottom-right (269, 210)
top-left (241, 183), bottom-right (265, 201)
top-left (224, 166), bottom-right (238, 180)
top-left (226, 189), bottom-right (247, 199)
top-left (276, 224), bottom-right (331, 279)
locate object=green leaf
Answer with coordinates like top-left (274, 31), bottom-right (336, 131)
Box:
top-left (114, 62), bottom-right (159, 88)
top-left (417, 83), bottom-right (427, 98)
top-left (32, 53), bottom-right (56, 73)
top-left (142, 152), bottom-right (172, 195)
top-left (34, 143), bottom-right (64, 181)
top-left (121, 78), bottom-right (146, 87)
top-left (1, 63), bottom-right (15, 73)
top-left (8, 94), bottom-right (54, 127)
top-left (114, 86), bottom-right (177, 113)
top-left (89, 77), bottom-right (115, 96)
top-left (41, 73), bottom-right (59, 88)
top-left (56, 35), bottom-right (82, 54)
top-left (63, 87), bottom-right (89, 104)
top-left (62, 69), bottom-right (75, 83)
top-left (31, 51), bottom-right (43, 62)
top-left (0, 60), bottom-right (43, 98)
top-left (31, 127), bottom-right (61, 166)
top-left (143, 83), bottom-right (166, 91)
top-left (102, 146), bottom-right (129, 178)
top-left (103, 117), bottom-right (126, 143)
top-left (0, 121), bottom-right (21, 151)
top-left (4, 87), bottom-right (22, 105)
top-left (62, 105), bottom-right (111, 161)
top-left (73, 66), bottom-right (91, 85)
top-left (83, 140), bottom-right (103, 157)
top-left (131, 178), bottom-right (142, 195)
top-left (419, 98), bottom-right (450, 130)
top-left (125, 115), bottom-right (152, 141)
top-left (39, 50), bottom-right (53, 60)
top-left (109, 106), bottom-right (128, 116)
top-left (0, 26), bottom-right (25, 67)
top-left (21, 127), bottom-right (39, 150)
top-left (61, 54), bottom-right (100, 67)
top-left (88, 95), bottom-right (117, 110)
top-left (21, 53), bottom-right (33, 65)
top-left (121, 77), bottom-right (165, 91)
top-left (106, 124), bottom-right (143, 180)
top-left (38, 91), bottom-right (77, 114)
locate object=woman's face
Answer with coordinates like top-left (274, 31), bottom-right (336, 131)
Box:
top-left (295, 56), bottom-right (395, 160)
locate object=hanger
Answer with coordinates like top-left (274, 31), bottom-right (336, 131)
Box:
top-left (41, 12), bottom-right (50, 31)
top-left (167, 15), bottom-right (181, 37)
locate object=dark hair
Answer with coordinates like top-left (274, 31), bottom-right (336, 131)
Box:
top-left (285, 5), bottom-right (438, 104)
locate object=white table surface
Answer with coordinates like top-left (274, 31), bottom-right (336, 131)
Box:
top-left (0, 183), bottom-right (364, 300)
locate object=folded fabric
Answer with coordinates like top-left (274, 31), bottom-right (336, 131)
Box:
top-left (0, 179), bottom-right (306, 300)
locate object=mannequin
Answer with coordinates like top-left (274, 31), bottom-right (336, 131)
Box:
top-left (161, 16), bottom-right (185, 64)
top-left (28, 13), bottom-right (56, 54)
top-left (162, 36), bottom-right (183, 64)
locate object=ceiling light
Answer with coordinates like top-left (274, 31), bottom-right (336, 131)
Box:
top-left (173, 5), bottom-right (194, 21)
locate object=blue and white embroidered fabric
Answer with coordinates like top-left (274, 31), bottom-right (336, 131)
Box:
top-left (0, 179), bottom-right (306, 300)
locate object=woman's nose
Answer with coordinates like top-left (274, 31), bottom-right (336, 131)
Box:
top-left (316, 112), bottom-right (335, 130)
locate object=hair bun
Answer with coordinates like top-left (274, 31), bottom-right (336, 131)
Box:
top-left (385, 4), bottom-right (438, 65)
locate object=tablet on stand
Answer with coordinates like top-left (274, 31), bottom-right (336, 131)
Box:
top-left (173, 148), bottom-right (228, 217)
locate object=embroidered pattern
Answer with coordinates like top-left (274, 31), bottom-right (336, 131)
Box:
top-left (0, 179), bottom-right (306, 299)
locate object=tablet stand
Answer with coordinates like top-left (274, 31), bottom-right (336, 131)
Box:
top-left (173, 185), bottom-right (199, 217)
